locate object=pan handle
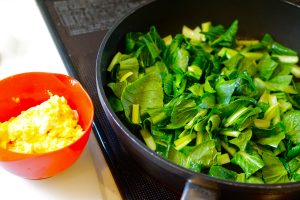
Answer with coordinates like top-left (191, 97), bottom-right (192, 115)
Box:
top-left (181, 179), bottom-right (219, 200)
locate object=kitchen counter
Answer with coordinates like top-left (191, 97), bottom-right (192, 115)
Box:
top-left (0, 137), bottom-right (120, 200)
top-left (0, 0), bottom-right (121, 199)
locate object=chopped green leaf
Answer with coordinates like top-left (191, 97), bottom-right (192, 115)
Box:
top-left (231, 150), bottom-right (264, 178)
top-left (261, 152), bottom-right (289, 184)
top-left (209, 166), bottom-right (237, 181)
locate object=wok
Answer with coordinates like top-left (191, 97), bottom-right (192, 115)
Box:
top-left (96, 0), bottom-right (300, 199)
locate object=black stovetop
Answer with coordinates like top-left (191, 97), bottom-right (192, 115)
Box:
top-left (36, 0), bottom-right (179, 199)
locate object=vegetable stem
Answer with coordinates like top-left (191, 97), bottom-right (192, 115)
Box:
top-left (224, 106), bottom-right (250, 127)
top-left (120, 71), bottom-right (133, 82)
top-left (132, 104), bottom-right (140, 124)
top-left (140, 129), bottom-right (156, 151)
top-left (254, 119), bottom-right (270, 129)
top-left (291, 65), bottom-right (300, 78)
top-left (107, 52), bottom-right (122, 72)
top-left (221, 141), bottom-right (236, 156)
top-left (237, 40), bottom-right (259, 46)
top-left (272, 55), bottom-right (299, 64)
top-left (217, 153), bottom-right (230, 165)
top-left (151, 111), bottom-right (167, 125)
top-left (220, 130), bottom-right (241, 137)
top-left (201, 21), bottom-right (211, 32)
top-left (196, 131), bottom-right (203, 145)
top-left (163, 35), bottom-right (172, 46)
top-left (174, 133), bottom-right (196, 150)
top-left (264, 104), bottom-right (279, 121)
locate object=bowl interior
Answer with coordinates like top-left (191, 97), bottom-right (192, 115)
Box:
top-left (0, 72), bottom-right (94, 130)
top-left (0, 72), bottom-right (94, 179)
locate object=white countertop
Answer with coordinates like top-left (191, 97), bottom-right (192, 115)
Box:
top-left (0, 0), bottom-right (121, 199)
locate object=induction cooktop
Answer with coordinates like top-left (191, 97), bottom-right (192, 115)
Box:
top-left (37, 0), bottom-right (180, 199)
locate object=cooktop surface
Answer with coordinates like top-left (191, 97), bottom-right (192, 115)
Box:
top-left (37, 0), bottom-right (180, 199)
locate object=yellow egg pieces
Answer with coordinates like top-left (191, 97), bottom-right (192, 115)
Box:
top-left (0, 95), bottom-right (84, 154)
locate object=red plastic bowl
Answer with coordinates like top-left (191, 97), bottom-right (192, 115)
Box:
top-left (0, 72), bottom-right (94, 179)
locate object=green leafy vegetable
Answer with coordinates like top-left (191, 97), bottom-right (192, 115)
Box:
top-left (106, 20), bottom-right (300, 184)
top-left (229, 129), bottom-right (252, 151)
top-left (231, 150), bottom-right (265, 178)
top-left (209, 166), bottom-right (237, 181)
top-left (283, 110), bottom-right (300, 144)
top-left (257, 54), bottom-right (278, 81)
top-left (211, 20), bottom-right (238, 47)
top-left (121, 73), bottom-right (164, 119)
top-left (187, 140), bottom-right (218, 170)
top-left (261, 152), bottom-right (289, 184)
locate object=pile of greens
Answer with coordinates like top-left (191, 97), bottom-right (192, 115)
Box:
top-left (106, 19), bottom-right (300, 184)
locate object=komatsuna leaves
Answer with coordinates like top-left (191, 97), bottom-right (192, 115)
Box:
top-left (234, 107), bottom-right (262, 131)
top-left (261, 33), bottom-right (298, 56)
top-left (270, 75), bottom-right (293, 85)
top-left (231, 150), bottom-right (264, 178)
top-left (107, 22), bottom-right (300, 184)
top-left (261, 152), bottom-right (290, 184)
top-left (148, 26), bottom-right (166, 53)
top-left (257, 131), bottom-right (285, 148)
top-left (261, 33), bottom-right (274, 48)
top-left (118, 57), bottom-right (140, 82)
top-left (234, 71), bottom-right (258, 97)
top-left (190, 46), bottom-right (211, 77)
top-left (168, 147), bottom-right (188, 168)
top-left (163, 34), bottom-right (189, 74)
top-left (131, 26), bottom-right (165, 67)
top-left (187, 140), bottom-right (218, 169)
top-left (199, 92), bottom-right (216, 109)
top-left (125, 32), bottom-right (144, 53)
top-left (203, 24), bottom-right (226, 42)
top-left (271, 42), bottom-right (298, 56)
top-left (142, 32), bottom-right (161, 61)
top-left (229, 129), bottom-right (252, 151)
top-left (287, 94), bottom-right (300, 109)
top-left (283, 110), bottom-right (300, 144)
top-left (209, 166), bottom-right (237, 181)
top-left (108, 81), bottom-right (127, 99)
top-left (212, 19), bottom-right (238, 48)
top-left (163, 73), bottom-right (173, 96)
top-left (257, 54), bottom-right (278, 81)
top-left (168, 99), bottom-right (199, 129)
top-left (237, 57), bottom-right (257, 77)
top-left (253, 122), bottom-right (285, 138)
top-left (223, 53), bottom-right (244, 70)
top-left (135, 45), bottom-right (155, 67)
top-left (121, 73), bottom-right (164, 120)
top-left (215, 77), bottom-right (236, 105)
top-left (287, 144), bottom-right (300, 161)
top-left (288, 156), bottom-right (300, 179)
top-left (246, 176), bottom-right (264, 184)
top-left (174, 48), bottom-right (189, 73)
top-left (218, 97), bottom-right (256, 122)
top-left (108, 96), bottom-right (124, 112)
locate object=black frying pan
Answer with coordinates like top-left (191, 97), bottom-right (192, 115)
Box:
top-left (96, 0), bottom-right (300, 199)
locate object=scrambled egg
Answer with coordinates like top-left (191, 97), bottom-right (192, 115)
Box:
top-left (0, 95), bottom-right (84, 154)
